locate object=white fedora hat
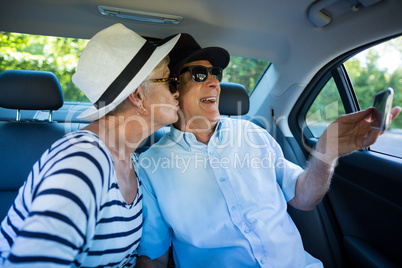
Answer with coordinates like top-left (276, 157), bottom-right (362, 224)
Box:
top-left (72, 23), bottom-right (180, 121)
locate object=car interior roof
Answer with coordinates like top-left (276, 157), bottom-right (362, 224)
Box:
top-left (2, 1), bottom-right (401, 61)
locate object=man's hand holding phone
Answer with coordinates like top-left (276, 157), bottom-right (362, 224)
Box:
top-left (316, 90), bottom-right (400, 160)
top-left (370, 88), bottom-right (395, 131)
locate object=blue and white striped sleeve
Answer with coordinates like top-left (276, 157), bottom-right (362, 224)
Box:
top-left (3, 143), bottom-right (108, 267)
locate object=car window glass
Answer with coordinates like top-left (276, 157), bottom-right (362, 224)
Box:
top-left (222, 57), bottom-right (270, 95)
top-left (1, 31), bottom-right (270, 101)
top-left (305, 77), bottom-right (346, 137)
top-left (344, 36), bottom-right (402, 158)
top-left (0, 31), bottom-right (90, 102)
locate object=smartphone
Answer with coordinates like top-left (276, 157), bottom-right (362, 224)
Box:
top-left (370, 87), bottom-right (394, 131)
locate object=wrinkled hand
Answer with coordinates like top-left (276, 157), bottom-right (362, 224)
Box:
top-left (316, 106), bottom-right (401, 163)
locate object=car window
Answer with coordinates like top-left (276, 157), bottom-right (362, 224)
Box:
top-left (305, 36), bottom-right (402, 158)
top-left (0, 31), bottom-right (270, 101)
top-left (305, 77), bottom-right (346, 137)
top-left (222, 57), bottom-right (270, 95)
top-left (0, 31), bottom-right (89, 102)
top-left (345, 36), bottom-right (402, 158)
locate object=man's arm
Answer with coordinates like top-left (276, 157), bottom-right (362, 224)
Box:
top-left (289, 106), bottom-right (401, 211)
top-left (136, 250), bottom-right (169, 268)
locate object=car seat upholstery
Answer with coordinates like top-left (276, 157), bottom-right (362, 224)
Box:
top-left (0, 70), bottom-right (66, 219)
top-left (218, 82), bottom-right (249, 115)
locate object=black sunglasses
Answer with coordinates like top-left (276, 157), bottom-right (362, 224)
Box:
top-left (149, 76), bottom-right (179, 93)
top-left (180, 65), bottom-right (223, 82)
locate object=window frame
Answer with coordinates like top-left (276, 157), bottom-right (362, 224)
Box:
top-left (290, 34), bottom-right (400, 151)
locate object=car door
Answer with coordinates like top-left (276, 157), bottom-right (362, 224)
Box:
top-left (286, 35), bottom-right (402, 268)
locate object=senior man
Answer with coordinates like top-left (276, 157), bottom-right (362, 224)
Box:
top-left (135, 34), bottom-right (401, 268)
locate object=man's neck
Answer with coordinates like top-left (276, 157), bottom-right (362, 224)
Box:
top-left (192, 129), bottom-right (215, 145)
top-left (174, 119), bottom-right (218, 145)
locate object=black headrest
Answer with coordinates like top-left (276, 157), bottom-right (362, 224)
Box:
top-left (0, 70), bottom-right (63, 110)
top-left (219, 82), bottom-right (250, 115)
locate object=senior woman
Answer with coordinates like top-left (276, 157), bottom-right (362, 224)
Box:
top-left (0, 23), bottom-right (180, 267)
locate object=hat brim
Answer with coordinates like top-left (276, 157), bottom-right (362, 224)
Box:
top-left (170, 46), bottom-right (230, 75)
top-left (77, 34), bottom-right (181, 121)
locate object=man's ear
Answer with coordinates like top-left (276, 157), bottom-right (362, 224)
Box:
top-left (127, 87), bottom-right (144, 109)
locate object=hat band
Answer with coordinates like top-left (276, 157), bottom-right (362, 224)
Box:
top-left (94, 42), bottom-right (156, 109)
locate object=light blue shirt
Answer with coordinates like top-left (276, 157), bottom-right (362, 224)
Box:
top-left (136, 118), bottom-right (322, 268)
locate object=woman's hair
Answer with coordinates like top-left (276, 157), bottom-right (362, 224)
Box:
top-left (107, 55), bottom-right (170, 116)
top-left (140, 55), bottom-right (170, 91)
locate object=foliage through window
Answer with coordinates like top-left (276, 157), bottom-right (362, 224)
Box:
top-left (0, 32), bottom-right (89, 102)
top-left (222, 57), bottom-right (270, 95)
top-left (0, 32), bottom-right (270, 102)
top-left (345, 36), bottom-right (402, 158)
top-left (306, 36), bottom-right (401, 158)
top-left (305, 77), bottom-right (346, 137)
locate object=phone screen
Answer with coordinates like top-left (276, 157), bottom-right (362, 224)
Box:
top-left (370, 88), bottom-right (394, 131)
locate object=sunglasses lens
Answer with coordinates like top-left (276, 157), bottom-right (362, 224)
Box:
top-left (211, 67), bottom-right (222, 82)
top-left (190, 67), bottom-right (208, 82)
top-left (182, 66), bottom-right (223, 83)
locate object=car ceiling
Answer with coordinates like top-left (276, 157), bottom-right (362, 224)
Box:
top-left (2, 0), bottom-right (401, 60)
top-left (1, 0), bottom-right (402, 126)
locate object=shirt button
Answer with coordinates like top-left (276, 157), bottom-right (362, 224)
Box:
top-left (231, 206), bottom-right (237, 211)
top-left (208, 151), bottom-right (214, 156)
top-left (244, 229), bottom-right (251, 234)
top-left (260, 259), bottom-right (266, 264)
top-left (219, 177), bottom-right (226, 182)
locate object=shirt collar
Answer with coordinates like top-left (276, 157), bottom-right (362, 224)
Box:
top-left (169, 119), bottom-right (225, 151)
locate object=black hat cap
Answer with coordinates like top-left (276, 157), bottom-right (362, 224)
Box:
top-left (158, 33), bottom-right (230, 75)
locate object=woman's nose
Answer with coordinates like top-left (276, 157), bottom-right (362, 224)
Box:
top-left (173, 88), bottom-right (180, 98)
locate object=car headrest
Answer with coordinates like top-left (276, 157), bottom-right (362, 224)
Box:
top-left (219, 82), bottom-right (249, 115)
top-left (0, 69), bottom-right (63, 110)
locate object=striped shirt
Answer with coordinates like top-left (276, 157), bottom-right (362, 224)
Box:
top-left (0, 130), bottom-right (142, 267)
